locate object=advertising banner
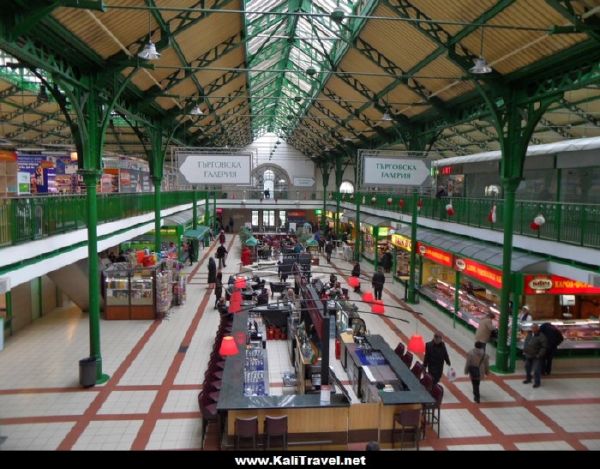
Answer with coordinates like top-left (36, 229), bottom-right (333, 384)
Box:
top-left (455, 257), bottom-right (503, 289)
top-left (417, 243), bottom-right (453, 267)
top-left (361, 153), bottom-right (429, 188)
top-left (523, 275), bottom-right (600, 295)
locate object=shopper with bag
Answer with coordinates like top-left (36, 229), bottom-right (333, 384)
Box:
top-left (423, 331), bottom-right (451, 386)
top-left (464, 341), bottom-right (489, 403)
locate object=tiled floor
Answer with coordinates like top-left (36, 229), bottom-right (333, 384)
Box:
top-left (0, 235), bottom-right (599, 451)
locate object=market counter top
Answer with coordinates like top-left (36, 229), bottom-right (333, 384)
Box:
top-left (217, 310), bottom-right (350, 411)
top-left (344, 335), bottom-right (434, 406)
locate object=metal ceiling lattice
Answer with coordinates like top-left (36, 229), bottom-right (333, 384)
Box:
top-left (0, 0), bottom-right (598, 161)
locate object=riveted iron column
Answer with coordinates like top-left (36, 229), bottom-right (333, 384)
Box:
top-left (204, 191), bottom-right (210, 227)
top-left (453, 270), bottom-right (461, 329)
top-left (150, 129), bottom-right (163, 254)
top-left (192, 187), bottom-right (198, 230)
top-left (354, 193), bottom-right (361, 262)
top-left (407, 189), bottom-right (418, 304)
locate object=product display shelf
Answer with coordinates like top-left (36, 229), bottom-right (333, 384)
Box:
top-left (518, 319), bottom-right (600, 350)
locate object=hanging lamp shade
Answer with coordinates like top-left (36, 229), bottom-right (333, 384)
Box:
top-left (234, 277), bottom-right (247, 289)
top-left (347, 277), bottom-right (360, 288)
top-left (219, 336), bottom-right (239, 356)
top-left (362, 292), bottom-right (374, 303)
top-left (138, 40), bottom-right (160, 60)
top-left (371, 300), bottom-right (385, 315)
top-left (407, 334), bottom-right (425, 354)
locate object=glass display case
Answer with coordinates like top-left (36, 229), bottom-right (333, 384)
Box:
top-left (103, 263), bottom-right (170, 320)
top-left (519, 319), bottom-right (600, 350)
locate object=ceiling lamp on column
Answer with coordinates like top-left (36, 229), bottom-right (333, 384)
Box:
top-left (469, 26), bottom-right (492, 74)
top-left (381, 110), bottom-right (393, 122)
top-left (191, 105), bottom-right (204, 116)
top-left (138, 11), bottom-right (161, 61)
top-left (331, 1), bottom-right (345, 23)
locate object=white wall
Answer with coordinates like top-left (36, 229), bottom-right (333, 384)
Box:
top-left (244, 134), bottom-right (316, 187)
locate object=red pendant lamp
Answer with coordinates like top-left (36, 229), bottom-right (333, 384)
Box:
top-left (371, 300), bottom-right (385, 315)
top-left (407, 334), bottom-right (425, 354)
top-left (362, 292), bottom-right (374, 303)
top-left (219, 336), bottom-right (239, 356)
top-left (347, 277), bottom-right (360, 289)
top-left (234, 276), bottom-right (247, 289)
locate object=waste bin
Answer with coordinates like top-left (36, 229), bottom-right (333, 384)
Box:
top-left (79, 357), bottom-right (97, 388)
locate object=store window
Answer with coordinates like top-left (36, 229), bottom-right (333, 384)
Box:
top-left (279, 210), bottom-right (286, 228)
top-left (561, 167), bottom-right (600, 203)
top-left (263, 210), bottom-right (275, 230)
top-left (252, 210), bottom-right (259, 227)
top-left (339, 181), bottom-right (354, 194)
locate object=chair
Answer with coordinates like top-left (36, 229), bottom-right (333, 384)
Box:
top-left (394, 343), bottom-right (405, 358)
top-left (198, 392), bottom-right (218, 449)
top-left (264, 415), bottom-right (288, 449)
top-left (235, 416), bottom-right (259, 449)
top-left (423, 384), bottom-right (444, 438)
top-left (410, 361), bottom-right (424, 380)
top-left (419, 372), bottom-right (434, 394)
top-left (392, 408), bottom-right (421, 450)
top-left (401, 351), bottom-right (413, 369)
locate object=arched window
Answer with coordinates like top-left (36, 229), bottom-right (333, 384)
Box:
top-left (339, 181), bottom-right (354, 194)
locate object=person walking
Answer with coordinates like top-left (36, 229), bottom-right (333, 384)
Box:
top-left (325, 241), bottom-right (334, 263)
top-left (474, 311), bottom-right (496, 351)
top-left (214, 270), bottom-right (223, 308)
top-left (423, 331), bottom-right (451, 386)
top-left (216, 243), bottom-right (228, 269)
top-left (539, 322), bottom-right (564, 376)
top-left (218, 230), bottom-right (226, 245)
top-left (228, 216), bottom-right (234, 233)
top-left (187, 241), bottom-right (196, 265)
top-left (207, 257), bottom-right (217, 289)
top-left (372, 267), bottom-right (385, 301)
top-left (380, 250), bottom-right (393, 273)
top-left (464, 341), bottom-right (489, 403)
top-left (351, 262), bottom-right (361, 293)
top-left (523, 323), bottom-right (548, 388)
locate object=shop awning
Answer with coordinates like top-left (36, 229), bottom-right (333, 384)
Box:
top-left (361, 215), bottom-right (391, 227)
top-left (183, 226), bottom-right (209, 240)
top-left (163, 208), bottom-right (205, 227)
top-left (340, 210), bottom-right (356, 223)
top-left (417, 228), bottom-right (547, 272)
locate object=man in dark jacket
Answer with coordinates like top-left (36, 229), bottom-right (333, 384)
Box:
top-left (523, 323), bottom-right (548, 388)
top-left (325, 241), bottom-right (334, 263)
top-left (372, 267), bottom-right (385, 300)
top-left (216, 244), bottom-right (228, 268)
top-left (423, 331), bottom-right (451, 386)
top-left (539, 322), bottom-right (564, 376)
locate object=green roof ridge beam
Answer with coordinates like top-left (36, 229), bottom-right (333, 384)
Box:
top-left (281, 0), bottom-right (382, 141)
top-left (546, 0), bottom-right (600, 43)
top-left (559, 98), bottom-right (600, 127)
top-left (538, 116), bottom-right (576, 139)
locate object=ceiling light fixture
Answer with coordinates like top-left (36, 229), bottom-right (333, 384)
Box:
top-left (138, 10), bottom-right (160, 61)
top-left (381, 111), bottom-right (393, 121)
top-left (331, 1), bottom-right (345, 23)
top-left (190, 105), bottom-right (204, 115)
top-left (469, 26), bottom-right (492, 74)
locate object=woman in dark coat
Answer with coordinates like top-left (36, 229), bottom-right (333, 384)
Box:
top-left (207, 257), bottom-right (217, 289)
top-left (214, 270), bottom-right (223, 308)
top-left (380, 250), bottom-right (393, 273)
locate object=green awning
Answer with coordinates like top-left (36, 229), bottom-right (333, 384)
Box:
top-left (305, 238), bottom-right (319, 247)
top-left (183, 226), bottom-right (209, 240)
top-left (163, 208), bottom-right (206, 227)
top-left (245, 236), bottom-right (258, 246)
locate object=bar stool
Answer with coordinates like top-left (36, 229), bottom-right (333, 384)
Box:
top-left (410, 361), bottom-right (424, 380)
top-left (423, 383), bottom-right (444, 438)
top-left (401, 351), bottom-right (413, 368)
top-left (394, 342), bottom-right (405, 358)
top-left (264, 415), bottom-right (288, 449)
top-left (392, 408), bottom-right (421, 450)
top-left (235, 416), bottom-right (259, 449)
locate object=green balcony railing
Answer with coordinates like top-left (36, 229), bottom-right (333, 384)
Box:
top-left (345, 193), bottom-right (600, 249)
top-left (0, 191), bottom-right (197, 248)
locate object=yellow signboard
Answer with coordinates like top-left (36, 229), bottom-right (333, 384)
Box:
top-left (391, 234), bottom-right (412, 251)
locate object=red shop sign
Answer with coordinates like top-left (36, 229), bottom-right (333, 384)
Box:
top-left (417, 243), bottom-right (453, 267)
top-left (456, 257), bottom-right (503, 290)
top-left (524, 275), bottom-right (600, 295)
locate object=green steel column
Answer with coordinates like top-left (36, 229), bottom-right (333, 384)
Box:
top-left (152, 175), bottom-right (162, 253)
top-left (508, 291), bottom-right (521, 372)
top-left (453, 270), bottom-right (461, 329)
top-left (373, 226), bottom-right (379, 269)
top-left (495, 180), bottom-right (519, 372)
top-left (5, 290), bottom-right (12, 335)
top-left (192, 187), bottom-right (198, 230)
top-left (335, 192), bottom-right (341, 236)
top-left (213, 191), bottom-right (217, 229)
top-left (82, 170), bottom-right (108, 384)
top-left (354, 193), bottom-right (361, 261)
top-left (392, 247), bottom-right (397, 284)
top-left (321, 164), bottom-right (330, 231)
top-left (407, 190), bottom-right (418, 304)
top-left (204, 191), bottom-right (210, 226)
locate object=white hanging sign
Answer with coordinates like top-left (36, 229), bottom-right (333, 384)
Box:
top-left (293, 177), bottom-right (315, 187)
top-left (178, 153), bottom-right (252, 186)
top-left (362, 156), bottom-right (429, 187)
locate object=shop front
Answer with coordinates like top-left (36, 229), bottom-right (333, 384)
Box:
top-left (517, 274), bottom-right (600, 350)
top-left (390, 229), bottom-right (412, 280)
top-left (360, 216), bottom-right (392, 268)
